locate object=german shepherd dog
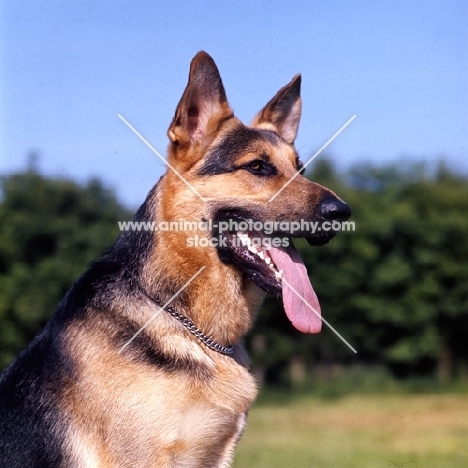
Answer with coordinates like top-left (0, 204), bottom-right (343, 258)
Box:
top-left (0, 52), bottom-right (350, 467)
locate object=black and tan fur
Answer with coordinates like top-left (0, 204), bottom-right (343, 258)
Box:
top-left (0, 52), bottom-right (350, 467)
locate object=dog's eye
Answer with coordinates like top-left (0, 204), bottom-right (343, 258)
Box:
top-left (243, 159), bottom-right (276, 176)
top-left (248, 160), bottom-right (263, 171)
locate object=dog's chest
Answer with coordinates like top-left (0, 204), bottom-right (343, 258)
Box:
top-left (160, 398), bottom-right (247, 466)
top-left (161, 362), bottom-right (255, 465)
top-left (173, 383), bottom-right (250, 436)
top-left (108, 356), bottom-right (256, 466)
top-left (67, 360), bottom-right (256, 467)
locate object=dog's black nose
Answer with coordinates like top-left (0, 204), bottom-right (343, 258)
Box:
top-left (320, 197), bottom-right (351, 221)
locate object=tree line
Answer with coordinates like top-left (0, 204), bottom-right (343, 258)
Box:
top-left (1, 160), bottom-right (467, 386)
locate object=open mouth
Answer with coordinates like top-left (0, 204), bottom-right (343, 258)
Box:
top-left (224, 230), bottom-right (284, 293)
top-left (217, 222), bottom-right (326, 334)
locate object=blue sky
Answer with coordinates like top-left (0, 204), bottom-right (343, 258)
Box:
top-left (1, 0), bottom-right (467, 208)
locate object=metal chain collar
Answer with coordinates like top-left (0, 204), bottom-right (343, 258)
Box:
top-left (158, 302), bottom-right (235, 356)
top-left (126, 269), bottom-right (234, 356)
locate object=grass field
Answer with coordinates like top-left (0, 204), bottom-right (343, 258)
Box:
top-left (233, 394), bottom-right (468, 467)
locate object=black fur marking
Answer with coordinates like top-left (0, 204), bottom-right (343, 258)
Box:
top-left (115, 314), bottom-right (212, 380)
top-left (296, 158), bottom-right (305, 175)
top-left (0, 325), bottom-right (70, 467)
top-left (197, 125), bottom-right (282, 176)
top-left (104, 183), bottom-right (159, 273)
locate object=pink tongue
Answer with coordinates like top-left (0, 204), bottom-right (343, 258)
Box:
top-left (268, 242), bottom-right (322, 334)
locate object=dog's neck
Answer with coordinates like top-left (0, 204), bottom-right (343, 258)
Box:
top-left (140, 258), bottom-right (265, 348)
top-left (132, 179), bottom-right (265, 347)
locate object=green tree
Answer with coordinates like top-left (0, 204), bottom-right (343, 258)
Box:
top-left (0, 168), bottom-right (131, 368)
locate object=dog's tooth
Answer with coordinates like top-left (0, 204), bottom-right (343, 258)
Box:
top-left (258, 251), bottom-right (265, 260)
top-left (237, 231), bottom-right (251, 245)
top-left (239, 237), bottom-right (250, 247)
top-left (265, 257), bottom-right (272, 264)
top-left (248, 244), bottom-right (258, 254)
top-left (275, 270), bottom-right (284, 281)
top-left (237, 232), bottom-right (251, 247)
top-left (268, 260), bottom-right (278, 272)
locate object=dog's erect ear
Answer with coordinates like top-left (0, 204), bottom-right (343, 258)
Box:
top-left (251, 74), bottom-right (302, 144)
top-left (168, 52), bottom-right (233, 147)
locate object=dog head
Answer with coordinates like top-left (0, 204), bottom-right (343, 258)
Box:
top-left (163, 51), bottom-right (350, 334)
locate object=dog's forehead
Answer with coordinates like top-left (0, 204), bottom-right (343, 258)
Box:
top-left (197, 124), bottom-right (297, 176)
